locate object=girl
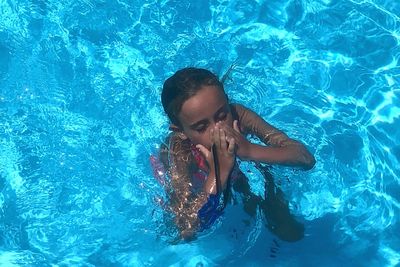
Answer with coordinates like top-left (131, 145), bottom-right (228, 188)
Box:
top-left (158, 67), bottom-right (315, 241)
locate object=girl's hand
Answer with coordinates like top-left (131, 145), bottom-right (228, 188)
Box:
top-left (219, 120), bottom-right (252, 160)
top-left (196, 126), bottom-right (236, 193)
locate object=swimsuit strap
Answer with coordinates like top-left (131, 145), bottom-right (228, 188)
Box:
top-left (190, 144), bottom-right (208, 171)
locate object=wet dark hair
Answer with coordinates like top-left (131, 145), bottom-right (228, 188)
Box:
top-left (161, 67), bottom-right (225, 127)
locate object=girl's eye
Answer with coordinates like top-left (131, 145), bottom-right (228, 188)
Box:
top-left (196, 125), bottom-right (207, 133)
top-left (217, 112), bottom-right (227, 121)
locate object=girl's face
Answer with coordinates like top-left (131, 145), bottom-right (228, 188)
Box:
top-left (176, 85), bottom-right (233, 148)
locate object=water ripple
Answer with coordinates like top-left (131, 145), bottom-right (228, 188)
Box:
top-left (1, 0), bottom-right (399, 265)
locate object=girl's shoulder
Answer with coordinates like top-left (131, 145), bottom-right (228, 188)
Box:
top-left (229, 103), bottom-right (258, 133)
top-left (229, 102), bottom-right (247, 112)
top-left (229, 103), bottom-right (248, 121)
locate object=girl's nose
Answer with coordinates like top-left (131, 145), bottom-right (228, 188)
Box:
top-left (209, 121), bottom-right (218, 131)
top-left (215, 121), bottom-right (226, 129)
top-left (207, 123), bottom-right (218, 144)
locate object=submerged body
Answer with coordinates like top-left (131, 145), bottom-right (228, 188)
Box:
top-left (159, 102), bottom-right (314, 240)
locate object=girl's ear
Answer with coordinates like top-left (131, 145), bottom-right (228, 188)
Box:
top-left (169, 124), bottom-right (180, 132)
top-left (169, 124), bottom-right (188, 140)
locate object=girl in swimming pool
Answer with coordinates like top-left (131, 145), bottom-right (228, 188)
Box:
top-left (158, 67), bottom-right (315, 241)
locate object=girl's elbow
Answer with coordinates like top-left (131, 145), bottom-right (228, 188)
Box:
top-left (302, 153), bottom-right (316, 170)
top-left (288, 142), bottom-right (315, 170)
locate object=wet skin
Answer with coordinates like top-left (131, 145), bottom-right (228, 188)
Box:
top-left (174, 85), bottom-right (304, 242)
top-left (232, 164), bottom-right (304, 242)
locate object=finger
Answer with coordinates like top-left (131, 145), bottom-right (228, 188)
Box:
top-left (214, 126), bottom-right (221, 148)
top-left (227, 137), bottom-right (236, 154)
top-left (220, 126), bottom-right (233, 142)
top-left (233, 120), bottom-right (240, 133)
top-left (196, 144), bottom-right (210, 159)
top-left (220, 128), bottom-right (227, 149)
top-left (210, 128), bottom-right (218, 148)
top-left (223, 125), bottom-right (235, 137)
top-left (227, 129), bottom-right (240, 143)
top-left (218, 123), bottom-right (237, 141)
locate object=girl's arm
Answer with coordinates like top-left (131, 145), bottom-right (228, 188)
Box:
top-left (228, 104), bottom-right (316, 170)
top-left (160, 134), bottom-right (208, 240)
top-left (161, 128), bottom-right (236, 240)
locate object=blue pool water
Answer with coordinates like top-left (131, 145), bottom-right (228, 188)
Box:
top-left (1, 0), bottom-right (399, 266)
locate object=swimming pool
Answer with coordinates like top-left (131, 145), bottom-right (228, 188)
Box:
top-left (0, 0), bottom-right (399, 266)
